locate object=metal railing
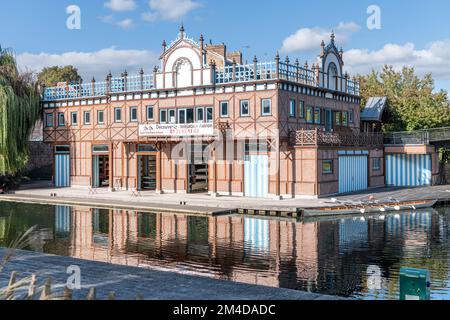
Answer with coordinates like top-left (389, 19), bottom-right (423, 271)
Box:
top-left (293, 129), bottom-right (384, 147)
top-left (384, 127), bottom-right (450, 145)
top-left (215, 61), bottom-right (277, 84)
top-left (43, 60), bottom-right (360, 101)
top-left (43, 74), bottom-right (154, 101)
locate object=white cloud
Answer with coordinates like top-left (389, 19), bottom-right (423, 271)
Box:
top-left (344, 39), bottom-right (450, 80)
top-left (281, 21), bottom-right (360, 54)
top-left (16, 48), bottom-right (159, 82)
top-left (141, 11), bottom-right (158, 22)
top-left (99, 15), bottom-right (134, 29)
top-left (143, 0), bottom-right (201, 22)
top-left (336, 21), bottom-right (361, 33)
top-left (117, 18), bottom-right (134, 29)
top-left (105, 0), bottom-right (136, 11)
top-left (99, 15), bottom-right (114, 23)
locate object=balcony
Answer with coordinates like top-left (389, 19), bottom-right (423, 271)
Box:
top-left (384, 127), bottom-right (450, 147)
top-left (42, 60), bottom-right (360, 102)
top-left (215, 60), bottom-right (360, 96)
top-left (292, 129), bottom-right (384, 147)
top-left (43, 73), bottom-right (154, 101)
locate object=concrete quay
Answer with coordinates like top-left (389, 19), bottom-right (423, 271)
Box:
top-left (1, 183), bottom-right (449, 218)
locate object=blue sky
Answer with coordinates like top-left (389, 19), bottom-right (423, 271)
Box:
top-left (1, 0), bottom-right (449, 91)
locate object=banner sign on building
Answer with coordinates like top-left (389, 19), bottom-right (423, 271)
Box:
top-left (139, 123), bottom-right (215, 137)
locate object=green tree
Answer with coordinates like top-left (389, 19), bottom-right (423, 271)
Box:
top-left (37, 65), bottom-right (82, 87)
top-left (0, 46), bottom-right (41, 175)
top-left (358, 65), bottom-right (450, 132)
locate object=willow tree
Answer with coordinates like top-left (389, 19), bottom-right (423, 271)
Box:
top-left (0, 46), bottom-right (41, 175)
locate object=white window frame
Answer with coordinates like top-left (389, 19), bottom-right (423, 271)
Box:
top-left (289, 99), bottom-right (296, 118)
top-left (220, 101), bottom-right (229, 118)
top-left (97, 110), bottom-right (105, 124)
top-left (168, 109), bottom-right (176, 124)
top-left (160, 109), bottom-right (167, 124)
top-left (206, 107), bottom-right (213, 123)
top-left (299, 101), bottom-right (305, 118)
top-left (261, 99), bottom-right (271, 116)
top-left (146, 106), bottom-right (154, 121)
top-left (178, 109), bottom-right (187, 124)
top-left (71, 112), bottom-right (78, 126)
top-left (57, 112), bottom-right (65, 127)
top-left (240, 100), bottom-right (250, 117)
top-left (46, 113), bottom-right (54, 128)
top-left (130, 106), bottom-right (138, 122)
top-left (84, 111), bottom-right (91, 125)
top-left (314, 107), bottom-right (321, 125)
top-left (114, 108), bottom-right (122, 123)
top-left (196, 107), bottom-right (205, 123)
top-left (373, 158), bottom-right (381, 171)
top-left (178, 108), bottom-right (195, 124)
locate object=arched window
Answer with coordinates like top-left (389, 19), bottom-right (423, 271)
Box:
top-left (173, 58), bottom-right (193, 88)
top-left (328, 63), bottom-right (338, 91)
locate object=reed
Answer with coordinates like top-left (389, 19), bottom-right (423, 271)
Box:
top-left (0, 226), bottom-right (145, 300)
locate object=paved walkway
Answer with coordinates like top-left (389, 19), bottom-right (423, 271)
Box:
top-left (1, 182), bottom-right (449, 216)
top-left (0, 249), bottom-right (343, 300)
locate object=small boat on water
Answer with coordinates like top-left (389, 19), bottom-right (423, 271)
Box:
top-left (302, 199), bottom-right (438, 217)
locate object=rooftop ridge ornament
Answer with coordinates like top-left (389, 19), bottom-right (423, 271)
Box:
top-left (330, 30), bottom-right (335, 44)
top-left (320, 40), bottom-right (326, 57)
top-left (167, 25), bottom-right (200, 50)
top-left (179, 23), bottom-right (185, 39)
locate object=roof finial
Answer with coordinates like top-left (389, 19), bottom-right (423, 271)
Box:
top-left (179, 23), bottom-right (185, 38)
top-left (330, 30), bottom-right (335, 43)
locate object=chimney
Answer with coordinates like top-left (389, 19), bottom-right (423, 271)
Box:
top-left (227, 51), bottom-right (242, 65)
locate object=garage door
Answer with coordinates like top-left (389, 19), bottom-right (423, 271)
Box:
top-left (386, 154), bottom-right (431, 187)
top-left (55, 154), bottom-right (70, 187)
top-left (244, 155), bottom-right (269, 198)
top-left (339, 156), bottom-right (368, 194)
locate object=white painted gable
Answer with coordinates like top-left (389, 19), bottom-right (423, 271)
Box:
top-left (155, 33), bottom-right (213, 90)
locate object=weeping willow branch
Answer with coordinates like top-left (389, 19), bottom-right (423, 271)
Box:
top-left (0, 46), bottom-right (41, 175)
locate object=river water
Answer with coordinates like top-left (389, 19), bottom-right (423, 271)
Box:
top-left (0, 201), bottom-right (449, 300)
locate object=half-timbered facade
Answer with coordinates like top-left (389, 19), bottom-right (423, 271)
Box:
top-left (42, 27), bottom-right (384, 198)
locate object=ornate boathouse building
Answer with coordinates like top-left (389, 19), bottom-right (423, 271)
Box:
top-left (42, 27), bottom-right (385, 198)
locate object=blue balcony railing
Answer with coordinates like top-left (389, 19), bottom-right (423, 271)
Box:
top-left (43, 61), bottom-right (360, 101)
top-left (43, 74), bottom-right (154, 101)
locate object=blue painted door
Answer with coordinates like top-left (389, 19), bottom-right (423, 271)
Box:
top-left (55, 154), bottom-right (70, 187)
top-left (55, 205), bottom-right (71, 237)
top-left (244, 218), bottom-right (269, 254)
top-left (244, 155), bottom-right (269, 198)
top-left (385, 154), bottom-right (431, 187)
top-left (339, 156), bottom-right (368, 194)
top-left (92, 156), bottom-right (100, 188)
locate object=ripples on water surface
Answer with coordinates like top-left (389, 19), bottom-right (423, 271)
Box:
top-left (0, 201), bottom-right (449, 300)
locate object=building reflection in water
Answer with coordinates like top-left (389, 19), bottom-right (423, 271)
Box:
top-left (49, 205), bottom-right (449, 298)
top-left (56, 206), bottom-right (319, 290)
